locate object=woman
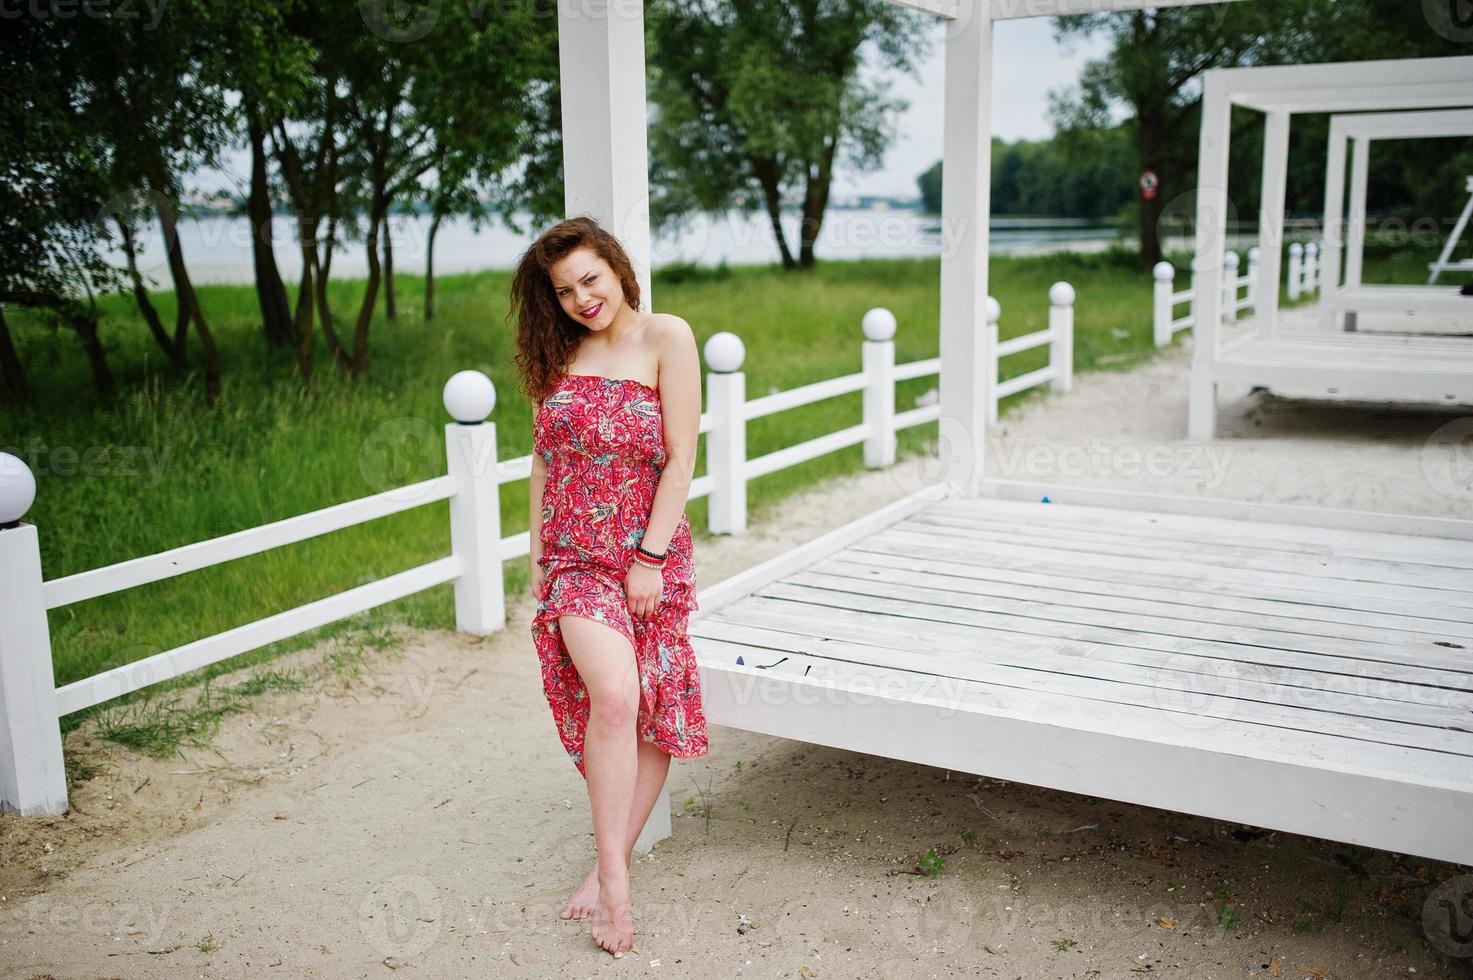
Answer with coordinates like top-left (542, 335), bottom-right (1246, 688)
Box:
top-left (511, 216), bottom-right (710, 959)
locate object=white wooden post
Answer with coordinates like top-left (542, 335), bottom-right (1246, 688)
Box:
top-left (985, 297), bottom-right (1001, 425)
top-left (1256, 108), bottom-right (1289, 336)
top-left (0, 454), bottom-right (68, 816)
top-left (1318, 123), bottom-right (1349, 330)
top-left (1188, 256), bottom-right (1200, 331)
top-left (938, 2), bottom-right (994, 499)
top-left (1049, 282), bottom-right (1074, 392)
top-left (1187, 67), bottom-right (1228, 442)
top-left (1152, 261), bottom-right (1175, 347)
top-left (1305, 241), bottom-right (1321, 297)
top-left (443, 371), bottom-right (504, 636)
top-left (1221, 251), bottom-right (1239, 324)
top-left (1245, 246), bottom-right (1261, 313)
top-left (861, 308), bottom-right (897, 469)
top-left (1287, 243), bottom-right (1303, 301)
top-left (704, 332), bottom-right (747, 535)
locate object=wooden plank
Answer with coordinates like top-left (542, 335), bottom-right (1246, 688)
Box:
top-left (809, 553), bottom-right (1473, 649)
top-left (902, 512), bottom-right (1473, 591)
top-left (824, 554), bottom-right (1473, 645)
top-left (776, 569), bottom-right (1473, 676)
top-left (931, 495), bottom-right (1473, 568)
top-left (870, 526), bottom-right (1473, 614)
top-left (691, 624), bottom-right (1473, 755)
top-left (976, 478), bottom-right (1473, 541)
top-left (713, 589), bottom-right (1473, 697)
top-left (693, 654), bottom-right (1473, 865)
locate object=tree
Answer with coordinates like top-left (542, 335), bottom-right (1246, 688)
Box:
top-left (648, 0), bottom-right (931, 270)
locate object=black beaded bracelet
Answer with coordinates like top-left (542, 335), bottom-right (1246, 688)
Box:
top-left (635, 542), bottom-right (667, 561)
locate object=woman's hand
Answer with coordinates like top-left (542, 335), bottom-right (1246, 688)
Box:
top-left (530, 560), bottom-right (546, 600)
top-left (625, 562), bottom-right (663, 619)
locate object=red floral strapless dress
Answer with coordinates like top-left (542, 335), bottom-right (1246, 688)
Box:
top-left (531, 374), bottom-right (710, 778)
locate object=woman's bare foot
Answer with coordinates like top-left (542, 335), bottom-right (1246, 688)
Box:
top-left (589, 871), bottom-right (634, 958)
top-left (559, 864), bottom-right (599, 920)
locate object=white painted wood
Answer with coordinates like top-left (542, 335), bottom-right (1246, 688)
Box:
top-left (1258, 111), bottom-right (1289, 335)
top-left (1319, 283), bottom-right (1473, 315)
top-left (1233, 84), bottom-right (1473, 114)
top-left (888, 0), bottom-right (959, 17)
top-left (446, 421), bottom-right (504, 636)
top-left (746, 424), bottom-right (870, 481)
top-left (1430, 176), bottom-right (1473, 284)
top-left (745, 372), bottom-right (867, 421)
top-left (0, 525), bottom-right (67, 815)
top-left (1221, 251), bottom-right (1239, 324)
top-left (42, 476), bottom-right (454, 609)
top-left (893, 356), bottom-right (940, 382)
top-left (1212, 56), bottom-right (1473, 108)
top-left (706, 369), bottom-right (747, 535)
top-left (1187, 69), bottom-right (1229, 440)
top-left (939, 1), bottom-right (993, 496)
top-left (55, 557), bottom-right (461, 716)
top-left (686, 489), bottom-right (1473, 864)
top-left (1345, 137), bottom-right (1369, 295)
top-left (862, 340), bottom-right (897, 468)
top-left (975, 476), bottom-right (1473, 540)
top-left (1152, 263), bottom-right (1174, 346)
top-left (557, 0), bottom-right (654, 318)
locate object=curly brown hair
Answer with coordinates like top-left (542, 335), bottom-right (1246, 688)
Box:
top-left (509, 215), bottom-right (643, 406)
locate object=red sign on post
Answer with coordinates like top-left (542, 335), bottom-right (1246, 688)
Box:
top-left (1140, 170), bottom-right (1159, 201)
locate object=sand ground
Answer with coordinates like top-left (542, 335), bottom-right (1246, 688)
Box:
top-left (3, 330), bottom-right (1472, 979)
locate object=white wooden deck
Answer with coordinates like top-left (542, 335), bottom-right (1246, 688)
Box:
top-left (1201, 302), bottom-right (1473, 408)
top-left (689, 482), bottom-right (1473, 867)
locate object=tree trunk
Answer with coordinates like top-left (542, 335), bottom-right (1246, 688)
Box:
top-left (0, 307), bottom-right (28, 405)
top-left (798, 140), bottom-right (837, 270)
top-left (382, 218), bottom-right (396, 322)
top-left (248, 107), bottom-right (295, 349)
top-left (424, 212), bottom-right (438, 322)
top-left (70, 305), bottom-right (115, 399)
top-left (148, 153), bottom-right (223, 404)
top-left (751, 157), bottom-right (796, 269)
top-left (117, 218), bottom-right (186, 371)
top-left (352, 201), bottom-right (384, 376)
top-left (315, 213), bottom-right (351, 373)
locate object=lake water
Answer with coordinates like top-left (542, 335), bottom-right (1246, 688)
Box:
top-left (112, 209), bottom-right (1134, 286)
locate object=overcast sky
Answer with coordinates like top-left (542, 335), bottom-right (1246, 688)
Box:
top-left (833, 15), bottom-right (1113, 199)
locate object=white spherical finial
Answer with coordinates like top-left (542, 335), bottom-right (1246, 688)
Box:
top-left (1289, 243), bottom-right (1303, 256)
top-left (1048, 281), bottom-right (1075, 307)
top-left (1152, 261), bottom-right (1175, 281)
top-left (861, 307), bottom-right (897, 342)
top-left (1224, 251), bottom-right (1239, 269)
top-left (1306, 242), bottom-right (1319, 256)
top-left (0, 453), bottom-right (36, 528)
top-left (442, 370), bottom-right (496, 424)
top-left (703, 331), bottom-right (745, 373)
top-left (1247, 246), bottom-right (1261, 261)
top-left (985, 296), bottom-right (1001, 325)
top-left (1189, 256), bottom-right (1200, 272)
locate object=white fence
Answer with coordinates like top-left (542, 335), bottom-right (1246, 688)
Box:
top-left (1286, 240), bottom-right (1325, 301)
top-left (1151, 247), bottom-right (1260, 347)
top-left (0, 288), bottom-right (1074, 817)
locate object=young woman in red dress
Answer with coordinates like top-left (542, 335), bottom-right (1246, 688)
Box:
top-left (510, 216), bottom-right (710, 959)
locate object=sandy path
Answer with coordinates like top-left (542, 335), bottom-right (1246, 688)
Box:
top-left (2, 333), bottom-right (1471, 979)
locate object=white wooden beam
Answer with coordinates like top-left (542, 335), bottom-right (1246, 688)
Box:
top-left (888, 0), bottom-right (960, 17)
top-left (1334, 107), bottom-right (1473, 140)
top-left (1256, 110), bottom-right (1289, 338)
top-left (1344, 136), bottom-right (1370, 297)
top-left (938, 1), bottom-right (994, 497)
top-left (1234, 84), bottom-right (1473, 114)
top-left (1209, 55), bottom-right (1473, 98)
top-left (1317, 124), bottom-right (1349, 331)
top-left (557, 3), bottom-right (654, 312)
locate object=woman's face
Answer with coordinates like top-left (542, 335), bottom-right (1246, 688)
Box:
top-left (548, 246), bottom-right (621, 331)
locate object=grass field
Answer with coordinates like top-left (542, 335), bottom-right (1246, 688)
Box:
top-left (1, 241), bottom-right (1421, 746)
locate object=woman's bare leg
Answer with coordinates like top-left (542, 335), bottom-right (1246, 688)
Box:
top-left (561, 738), bottom-right (672, 920)
top-left (556, 614), bottom-right (638, 957)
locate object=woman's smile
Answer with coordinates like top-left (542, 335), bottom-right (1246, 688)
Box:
top-left (579, 302), bottom-right (603, 320)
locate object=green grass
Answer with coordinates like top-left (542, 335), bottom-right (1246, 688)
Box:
top-left (3, 243), bottom-right (1431, 748)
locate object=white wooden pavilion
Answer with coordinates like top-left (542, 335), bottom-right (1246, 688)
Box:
top-left (571, 2), bottom-right (1473, 866)
top-left (1318, 108), bottom-right (1473, 331)
top-left (1187, 56), bottom-right (1473, 440)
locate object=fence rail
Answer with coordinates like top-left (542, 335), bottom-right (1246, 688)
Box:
top-left (1151, 240), bottom-right (1326, 347)
top-left (0, 287), bottom-right (1075, 817)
